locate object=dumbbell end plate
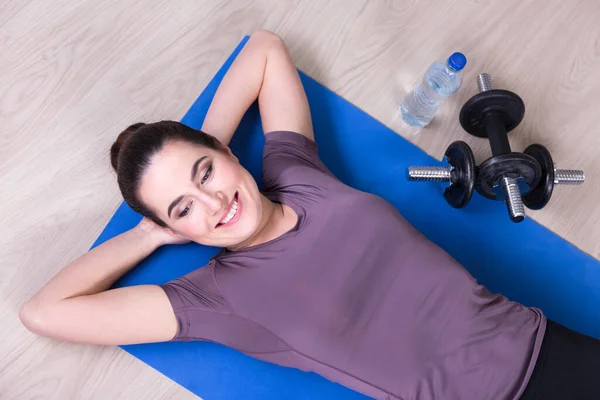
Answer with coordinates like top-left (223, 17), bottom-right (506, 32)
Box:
top-left (523, 144), bottom-right (555, 210)
top-left (460, 90), bottom-right (525, 138)
top-left (444, 141), bottom-right (476, 208)
top-left (476, 153), bottom-right (542, 200)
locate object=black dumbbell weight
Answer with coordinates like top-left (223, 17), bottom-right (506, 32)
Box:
top-left (407, 141), bottom-right (476, 208)
top-left (522, 144), bottom-right (585, 210)
top-left (459, 73), bottom-right (542, 223)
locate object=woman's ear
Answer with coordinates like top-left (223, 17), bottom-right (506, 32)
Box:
top-left (165, 227), bottom-right (192, 244)
top-left (166, 227), bottom-right (188, 239)
top-left (165, 227), bottom-right (177, 236)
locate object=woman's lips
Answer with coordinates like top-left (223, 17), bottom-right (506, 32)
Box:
top-left (216, 192), bottom-right (241, 228)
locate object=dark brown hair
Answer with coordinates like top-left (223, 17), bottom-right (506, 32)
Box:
top-left (110, 121), bottom-right (224, 227)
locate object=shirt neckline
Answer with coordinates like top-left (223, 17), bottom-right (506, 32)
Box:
top-left (213, 190), bottom-right (303, 259)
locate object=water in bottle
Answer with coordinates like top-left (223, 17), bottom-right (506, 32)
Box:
top-left (401, 52), bottom-right (467, 127)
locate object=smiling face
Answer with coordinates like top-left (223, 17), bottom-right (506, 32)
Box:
top-left (138, 140), bottom-right (264, 248)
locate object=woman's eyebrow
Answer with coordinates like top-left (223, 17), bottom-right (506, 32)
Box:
top-left (167, 195), bottom-right (184, 218)
top-left (190, 156), bottom-right (208, 181)
top-left (167, 156), bottom-right (208, 218)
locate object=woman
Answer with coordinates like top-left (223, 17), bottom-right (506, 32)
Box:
top-left (20, 30), bottom-right (600, 400)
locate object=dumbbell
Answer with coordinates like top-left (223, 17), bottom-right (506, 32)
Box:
top-left (407, 141), bottom-right (476, 208)
top-left (459, 73), bottom-right (541, 223)
top-left (522, 144), bottom-right (585, 209)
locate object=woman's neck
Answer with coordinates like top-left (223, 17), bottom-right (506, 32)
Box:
top-left (228, 195), bottom-right (297, 251)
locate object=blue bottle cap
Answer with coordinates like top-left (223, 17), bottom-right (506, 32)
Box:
top-left (448, 52), bottom-right (467, 71)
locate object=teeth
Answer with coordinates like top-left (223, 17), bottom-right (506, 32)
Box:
top-left (221, 199), bottom-right (238, 224)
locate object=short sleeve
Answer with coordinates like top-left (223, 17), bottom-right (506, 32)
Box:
top-left (161, 264), bottom-right (292, 353)
top-left (262, 131), bottom-right (338, 195)
top-left (161, 264), bottom-right (230, 341)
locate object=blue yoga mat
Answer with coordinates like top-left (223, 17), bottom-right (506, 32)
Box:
top-left (92, 36), bottom-right (600, 400)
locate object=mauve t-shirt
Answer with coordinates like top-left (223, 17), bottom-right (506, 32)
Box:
top-left (162, 131), bottom-right (546, 400)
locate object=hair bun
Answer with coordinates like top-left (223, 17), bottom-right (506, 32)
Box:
top-left (110, 122), bottom-right (146, 172)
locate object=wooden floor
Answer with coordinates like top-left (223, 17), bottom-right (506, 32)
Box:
top-left (2, 0), bottom-right (599, 398)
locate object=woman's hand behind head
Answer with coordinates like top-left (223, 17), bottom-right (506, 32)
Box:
top-left (135, 217), bottom-right (191, 246)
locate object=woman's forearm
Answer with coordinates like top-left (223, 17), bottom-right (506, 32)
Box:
top-left (29, 226), bottom-right (160, 304)
top-left (201, 30), bottom-right (283, 145)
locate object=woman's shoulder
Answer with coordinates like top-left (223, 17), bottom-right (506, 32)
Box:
top-left (162, 261), bottom-right (230, 311)
top-left (262, 130), bottom-right (341, 191)
top-left (263, 130), bottom-right (321, 168)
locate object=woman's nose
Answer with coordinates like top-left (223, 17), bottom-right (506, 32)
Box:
top-left (197, 191), bottom-right (224, 214)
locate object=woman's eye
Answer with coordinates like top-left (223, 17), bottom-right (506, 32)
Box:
top-left (180, 203), bottom-right (191, 217)
top-left (201, 164), bottom-right (213, 184)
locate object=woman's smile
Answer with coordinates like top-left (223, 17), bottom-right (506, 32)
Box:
top-left (217, 192), bottom-right (241, 228)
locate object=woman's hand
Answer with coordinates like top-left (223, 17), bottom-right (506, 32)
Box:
top-left (135, 217), bottom-right (191, 247)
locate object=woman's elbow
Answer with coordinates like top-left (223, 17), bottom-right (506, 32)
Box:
top-left (250, 29), bottom-right (284, 48)
top-left (19, 299), bottom-right (51, 337)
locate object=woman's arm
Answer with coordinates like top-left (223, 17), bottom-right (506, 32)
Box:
top-left (202, 30), bottom-right (313, 145)
top-left (19, 219), bottom-right (182, 345)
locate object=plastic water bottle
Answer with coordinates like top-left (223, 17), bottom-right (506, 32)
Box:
top-left (401, 52), bottom-right (467, 127)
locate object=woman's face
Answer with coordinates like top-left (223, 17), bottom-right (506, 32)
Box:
top-left (138, 140), bottom-right (264, 248)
